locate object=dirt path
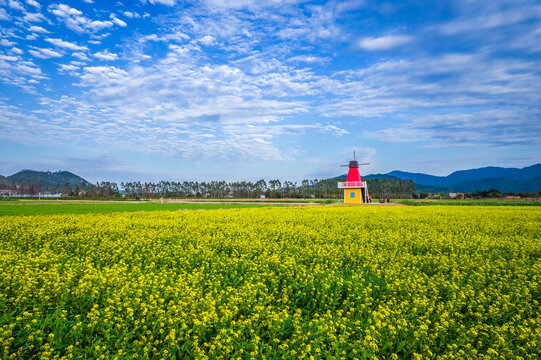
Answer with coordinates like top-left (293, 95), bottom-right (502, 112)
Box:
top-left (160, 199), bottom-right (321, 206)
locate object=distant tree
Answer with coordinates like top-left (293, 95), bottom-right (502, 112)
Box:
top-left (269, 179), bottom-right (281, 191)
top-left (487, 189), bottom-right (502, 198)
top-left (268, 179), bottom-right (281, 198)
top-left (283, 181), bottom-right (297, 198)
top-left (61, 183), bottom-right (73, 197)
top-left (255, 179), bottom-right (267, 197)
top-left (28, 182), bottom-right (36, 195)
top-left (301, 179), bottom-right (310, 198)
top-left (36, 181), bottom-right (43, 194)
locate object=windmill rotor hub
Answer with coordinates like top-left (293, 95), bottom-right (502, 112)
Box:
top-left (349, 160), bottom-right (359, 168)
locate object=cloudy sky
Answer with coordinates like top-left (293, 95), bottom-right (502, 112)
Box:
top-left (1, 0), bottom-right (540, 183)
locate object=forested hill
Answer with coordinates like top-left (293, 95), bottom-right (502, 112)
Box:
top-left (0, 170), bottom-right (92, 189)
top-left (359, 164), bottom-right (541, 193)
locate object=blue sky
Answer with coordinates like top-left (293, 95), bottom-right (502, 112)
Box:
top-left (1, 0), bottom-right (540, 183)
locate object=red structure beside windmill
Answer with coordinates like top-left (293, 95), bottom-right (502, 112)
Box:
top-left (337, 152), bottom-right (370, 204)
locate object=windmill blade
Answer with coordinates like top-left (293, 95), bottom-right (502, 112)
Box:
top-left (340, 165), bottom-right (348, 167)
top-left (359, 163), bottom-right (370, 165)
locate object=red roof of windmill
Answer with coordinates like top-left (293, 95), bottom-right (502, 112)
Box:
top-left (345, 160), bottom-right (362, 184)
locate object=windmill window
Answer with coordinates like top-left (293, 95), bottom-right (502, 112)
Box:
top-left (350, 192), bottom-right (355, 198)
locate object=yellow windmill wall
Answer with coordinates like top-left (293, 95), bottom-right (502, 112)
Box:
top-left (344, 188), bottom-right (362, 204)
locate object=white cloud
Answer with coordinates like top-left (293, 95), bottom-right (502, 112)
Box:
top-left (83, 0), bottom-right (94, 3)
top-left (167, 44), bottom-right (199, 57)
top-left (23, 12), bottom-right (46, 22)
top-left (199, 35), bottom-right (215, 45)
top-left (45, 38), bottom-right (88, 51)
top-left (2, 0), bottom-right (539, 164)
top-left (49, 3), bottom-right (82, 17)
top-left (29, 48), bottom-right (63, 59)
top-left (138, 31), bottom-right (190, 44)
top-left (16, 63), bottom-right (41, 76)
top-left (111, 16), bottom-right (127, 27)
top-left (25, 0), bottom-right (40, 8)
top-left (0, 38), bottom-right (16, 46)
top-left (123, 11), bottom-right (140, 19)
top-left (202, 0), bottom-right (301, 11)
top-left (0, 54), bottom-right (19, 61)
top-left (289, 55), bottom-right (331, 63)
top-left (358, 35), bottom-right (413, 50)
top-left (48, 4), bottom-right (116, 33)
top-left (439, 5), bottom-right (541, 35)
top-left (140, 34), bottom-right (163, 42)
top-left (10, 47), bottom-right (23, 54)
top-left (0, 50), bottom-right (325, 161)
top-left (149, 0), bottom-right (176, 5)
top-left (365, 110), bottom-right (541, 147)
top-left (315, 49), bottom-right (541, 146)
top-left (94, 50), bottom-right (119, 60)
top-left (87, 20), bottom-right (114, 31)
top-left (72, 51), bottom-right (90, 60)
top-left (80, 66), bottom-right (128, 85)
top-left (0, 8), bottom-right (11, 21)
top-left (275, 2), bottom-right (342, 42)
top-left (0, 54), bottom-right (43, 92)
top-left (58, 63), bottom-right (78, 72)
top-left (8, 0), bottom-right (25, 11)
top-left (29, 26), bottom-right (49, 33)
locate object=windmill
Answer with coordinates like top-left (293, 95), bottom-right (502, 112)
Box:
top-left (338, 151), bottom-right (370, 204)
top-left (340, 151), bottom-right (370, 169)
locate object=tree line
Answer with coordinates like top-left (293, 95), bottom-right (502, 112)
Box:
top-left (45, 177), bottom-right (417, 199)
top-left (7, 178), bottom-right (541, 199)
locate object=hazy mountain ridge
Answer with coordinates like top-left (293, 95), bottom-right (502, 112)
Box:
top-left (1, 170), bottom-right (92, 189)
top-left (387, 164), bottom-right (541, 187)
top-left (338, 164), bottom-right (540, 193)
top-left (447, 176), bottom-right (541, 193)
top-left (371, 164), bottom-right (541, 193)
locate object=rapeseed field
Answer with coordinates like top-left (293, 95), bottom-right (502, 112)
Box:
top-left (0, 206), bottom-right (539, 359)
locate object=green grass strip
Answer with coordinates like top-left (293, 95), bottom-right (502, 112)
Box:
top-left (0, 202), bottom-right (278, 216)
top-left (400, 199), bottom-right (541, 206)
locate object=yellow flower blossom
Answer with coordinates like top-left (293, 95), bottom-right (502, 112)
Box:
top-left (0, 206), bottom-right (539, 359)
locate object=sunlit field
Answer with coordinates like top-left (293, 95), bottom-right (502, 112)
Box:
top-left (1, 206), bottom-right (539, 359)
top-left (0, 201), bottom-right (279, 216)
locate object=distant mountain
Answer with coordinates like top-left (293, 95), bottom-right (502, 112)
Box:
top-left (1, 170), bottom-right (92, 189)
top-left (449, 176), bottom-right (541, 193)
top-left (414, 184), bottom-right (451, 193)
top-left (363, 174), bottom-right (400, 180)
top-left (446, 164), bottom-right (541, 183)
top-left (362, 164), bottom-right (541, 193)
top-left (386, 171), bottom-right (448, 187)
top-left (387, 164), bottom-right (541, 187)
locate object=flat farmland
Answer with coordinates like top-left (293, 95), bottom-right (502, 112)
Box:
top-left (0, 201), bottom-right (280, 216)
top-left (0, 206), bottom-right (539, 359)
